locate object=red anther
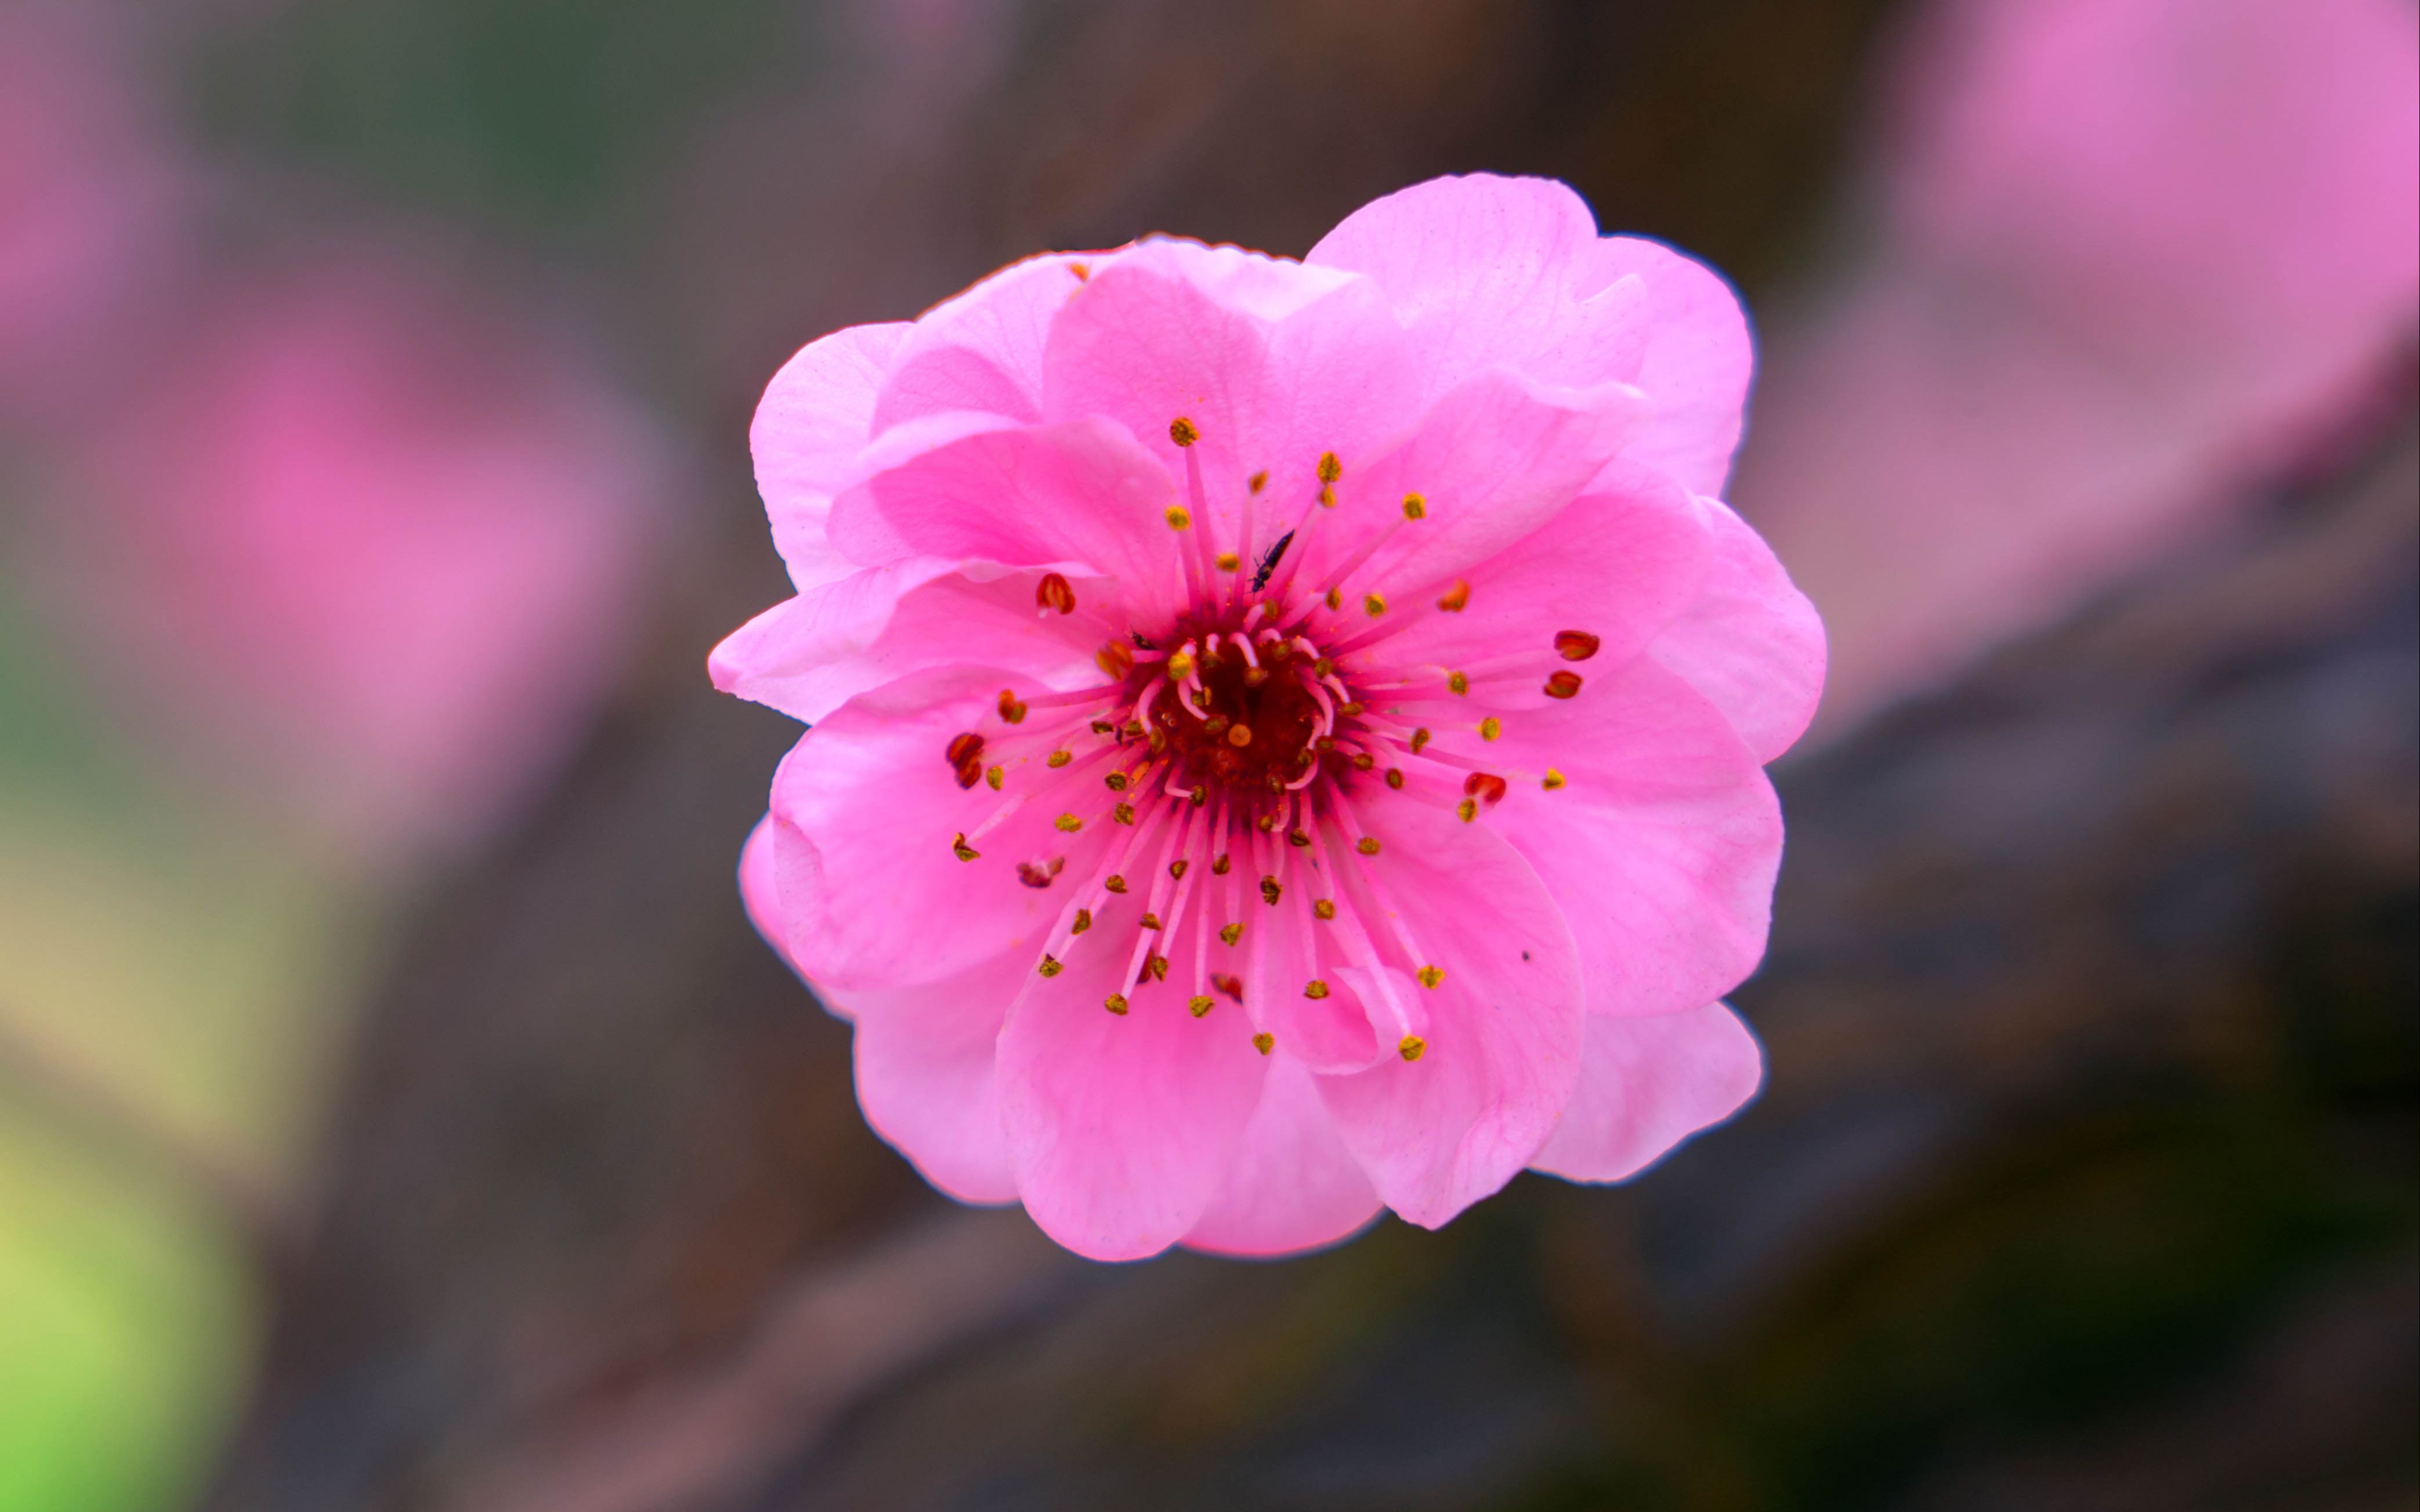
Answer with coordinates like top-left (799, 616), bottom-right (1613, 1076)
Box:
top-left (1036, 573), bottom-right (1077, 616)
top-left (946, 732), bottom-right (984, 768)
top-left (1554, 630), bottom-right (1601, 661)
top-left (1017, 858), bottom-right (1065, 888)
top-left (1463, 772), bottom-right (1509, 806)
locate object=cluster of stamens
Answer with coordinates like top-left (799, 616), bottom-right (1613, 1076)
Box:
top-left (938, 413), bottom-right (1600, 1066)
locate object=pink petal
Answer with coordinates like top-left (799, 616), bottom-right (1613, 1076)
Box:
top-left (1368, 461), bottom-right (1710, 692)
top-left (1586, 236), bottom-right (1755, 498)
top-left (768, 667), bottom-right (1119, 993)
top-left (871, 252), bottom-right (1092, 433)
top-left (1316, 367), bottom-right (1646, 606)
top-left (710, 560), bottom-right (1106, 726)
top-left (834, 950), bottom-right (1028, 1204)
top-left (736, 810), bottom-right (807, 981)
top-left (1312, 796), bottom-right (1585, 1230)
top-left (1182, 1055), bottom-right (1383, 1257)
top-left (753, 321), bottom-right (911, 592)
top-left (825, 417), bottom-right (1188, 625)
top-left (1305, 173), bottom-right (1646, 403)
top-left (1485, 655), bottom-right (1784, 1020)
top-left (996, 894), bottom-right (1271, 1261)
top-left (1646, 497), bottom-right (1827, 764)
top-left (1529, 1002), bottom-right (1763, 1182)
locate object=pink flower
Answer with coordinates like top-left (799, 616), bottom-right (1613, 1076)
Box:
top-left (714, 175), bottom-right (1823, 1260)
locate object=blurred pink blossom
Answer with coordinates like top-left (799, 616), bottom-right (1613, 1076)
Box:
top-left (719, 176), bottom-right (1821, 1260)
top-left (1737, 0), bottom-right (2419, 731)
top-left (0, 3), bottom-right (182, 419)
top-left (38, 251), bottom-right (661, 862)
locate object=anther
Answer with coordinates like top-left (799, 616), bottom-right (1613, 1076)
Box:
top-left (1146, 954), bottom-right (1170, 982)
top-left (998, 689), bottom-right (1028, 724)
top-left (952, 833), bottom-right (980, 861)
top-left (1304, 979), bottom-right (1332, 1000)
top-left (1036, 572), bottom-right (1077, 616)
top-left (1219, 921), bottom-right (1244, 945)
top-left (1204, 714), bottom-right (1229, 737)
top-left (1169, 858), bottom-right (1189, 880)
top-left (1113, 802), bottom-right (1136, 825)
top-left (1252, 1031), bottom-right (1274, 1054)
top-left (1314, 899), bottom-right (1336, 920)
top-left (1105, 771), bottom-right (1128, 791)
top-left (1446, 671), bottom-right (1469, 695)
top-left (1216, 552), bottom-right (1241, 571)
top-left (986, 765), bottom-right (1004, 790)
top-left (1047, 750), bottom-right (1073, 768)
top-left (1313, 657), bottom-right (1334, 677)
top-left (1554, 630), bottom-right (1601, 661)
top-left (1072, 908), bottom-right (1094, 933)
top-left (946, 732), bottom-right (984, 768)
top-left (1169, 416), bottom-right (1199, 447)
top-left (1105, 874), bottom-right (1128, 894)
top-left (1317, 451), bottom-right (1341, 483)
top-left (1211, 853), bottom-right (1232, 876)
top-left (1384, 768), bottom-right (1405, 789)
top-left (954, 759), bottom-right (982, 791)
top-left (1401, 493), bottom-right (1427, 520)
top-left (1356, 836), bottom-right (1381, 856)
top-left (1164, 505), bottom-right (1192, 530)
top-left (1437, 580), bottom-right (1471, 612)
top-left (1167, 647), bottom-right (1196, 681)
top-left (1104, 993), bottom-right (1129, 1015)
top-left (1478, 717), bottom-right (1502, 741)
top-left (1140, 912), bottom-right (1162, 930)
top-left (1070, 262), bottom-right (1091, 281)
top-left (1456, 799), bottom-right (1478, 822)
top-left (1090, 718), bottom-right (1116, 735)
top-left (1351, 752), bottom-right (1375, 772)
top-left (1224, 723), bottom-right (1253, 748)
top-left (1288, 829), bottom-right (1312, 848)
top-left (1097, 642), bottom-right (1134, 679)
top-left (1410, 728), bottom-right (1432, 754)
top-left (1417, 965), bottom-right (1444, 989)
top-left (1018, 859), bottom-right (1064, 888)
top-left (1314, 736), bottom-right (1334, 754)
top-left (1037, 956), bottom-right (1064, 977)
top-left (1260, 876), bottom-right (1282, 905)
top-left (1188, 995), bottom-right (1215, 1017)
top-left (1543, 670), bottom-right (1583, 699)
top-left (1464, 772), bottom-right (1508, 806)
top-left (1542, 768), bottom-right (1567, 791)
top-left (1325, 587), bottom-right (1343, 610)
top-left (1054, 812), bottom-right (1084, 833)
top-left (1363, 592), bottom-right (1387, 616)
top-left (1339, 701), bottom-right (1363, 717)
top-left (1248, 470), bottom-right (1268, 494)
top-left (1398, 1034), bottom-right (1426, 1062)
top-left (1216, 973), bottom-right (1245, 1001)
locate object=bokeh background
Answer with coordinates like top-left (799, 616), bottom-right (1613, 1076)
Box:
top-left (1, 2), bottom-right (2413, 1509)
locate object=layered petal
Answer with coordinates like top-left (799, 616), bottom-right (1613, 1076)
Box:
top-left (997, 894), bottom-right (1270, 1260)
top-left (1529, 1002), bottom-right (1763, 1182)
top-left (871, 252), bottom-right (1091, 433)
top-left (753, 321), bottom-right (910, 591)
top-left (1481, 655), bottom-right (1783, 1019)
top-left (1645, 497), bottom-right (1827, 764)
top-left (1312, 796), bottom-right (1584, 1229)
top-left (1182, 1055), bottom-right (1384, 1257)
top-left (837, 950), bottom-right (1028, 1204)
top-left (737, 811), bottom-right (805, 981)
top-left (1585, 237), bottom-right (1754, 497)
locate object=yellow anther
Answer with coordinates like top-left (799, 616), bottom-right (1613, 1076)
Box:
top-left (1113, 802), bottom-right (1136, 825)
top-left (1145, 954), bottom-right (1170, 981)
top-left (1097, 641), bottom-right (1135, 679)
top-left (1169, 416), bottom-right (1199, 447)
top-left (1260, 876), bottom-right (1282, 905)
top-left (1384, 768), bottom-right (1406, 789)
top-left (1457, 798), bottom-right (1478, 822)
top-left (1054, 812), bottom-right (1084, 833)
top-left (1164, 505), bottom-right (1192, 531)
top-left (1339, 701), bottom-right (1364, 717)
top-left (1319, 484), bottom-right (1336, 508)
top-left (1038, 955), bottom-right (1064, 978)
top-left (1167, 649), bottom-right (1196, 681)
top-left (1169, 858), bottom-right (1189, 880)
top-left (1317, 451), bottom-right (1341, 483)
top-left (998, 689), bottom-right (1029, 723)
top-left (1398, 1034), bottom-right (1426, 1062)
top-left (1363, 592), bottom-right (1387, 616)
top-left (1417, 965), bottom-right (1444, 989)
top-left (1356, 836), bottom-right (1381, 856)
top-left (1252, 1032), bottom-right (1275, 1055)
top-left (1314, 899), bottom-right (1336, 921)
top-left (1304, 979), bottom-right (1332, 1000)
top-left (1211, 852), bottom-right (1232, 876)
top-left (1227, 724), bottom-right (1253, 747)
top-left (1288, 828), bottom-right (1312, 848)
top-left (1047, 749), bottom-right (1072, 768)
top-left (1351, 751), bottom-right (1376, 771)
top-left (1248, 469), bottom-right (1268, 494)
top-left (1104, 874), bottom-right (1128, 893)
top-left (1188, 995), bottom-right (1214, 1018)
top-left (1219, 921), bottom-right (1245, 946)
top-left (952, 833), bottom-right (980, 862)
top-left (1478, 717), bottom-right (1502, 741)
top-left (1402, 493), bottom-right (1427, 520)
top-left (1446, 671), bottom-right (1469, 695)
top-left (985, 765), bottom-right (1004, 790)
top-left (1437, 580), bottom-right (1471, 613)
top-left (1072, 908), bottom-right (1094, 934)
top-left (1104, 993), bottom-right (1129, 1015)
top-left (1542, 768), bottom-right (1567, 791)
top-left (1105, 771), bottom-right (1128, 791)
top-left (1325, 587), bottom-right (1343, 610)
top-left (1313, 657), bottom-right (1334, 676)
top-left (1216, 552), bottom-right (1241, 571)
top-left (1140, 912), bottom-right (1163, 930)
top-left (1410, 727), bottom-right (1432, 754)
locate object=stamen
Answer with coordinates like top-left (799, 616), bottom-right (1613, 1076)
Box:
top-left (998, 689), bottom-right (1028, 724)
top-left (951, 833), bottom-right (979, 862)
top-left (1036, 573), bottom-right (1077, 616)
top-left (1169, 417), bottom-right (1199, 447)
top-left (1437, 580), bottom-right (1471, 612)
top-left (1478, 717), bottom-right (1502, 741)
top-left (1544, 671), bottom-right (1582, 699)
top-left (1542, 768), bottom-right (1567, 790)
top-left (1252, 1032), bottom-right (1274, 1054)
top-left (1105, 993), bottom-right (1128, 1015)
top-left (1554, 630), bottom-right (1601, 661)
top-left (1401, 493), bottom-right (1427, 520)
top-left (1188, 995), bottom-right (1215, 1017)
top-left (1398, 1035), bottom-right (1426, 1061)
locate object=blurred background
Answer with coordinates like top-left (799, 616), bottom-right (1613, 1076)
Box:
top-left (0, 1), bottom-right (2412, 1509)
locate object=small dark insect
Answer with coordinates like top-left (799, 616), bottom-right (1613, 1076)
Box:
top-left (1251, 530), bottom-right (1294, 591)
top-left (1130, 631), bottom-right (1158, 650)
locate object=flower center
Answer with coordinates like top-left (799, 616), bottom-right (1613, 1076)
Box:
top-left (1130, 612), bottom-right (1358, 811)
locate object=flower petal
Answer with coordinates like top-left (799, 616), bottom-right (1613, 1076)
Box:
top-left (834, 950), bottom-right (1028, 1204)
top-left (871, 252), bottom-right (1092, 434)
top-left (753, 321), bottom-right (911, 592)
top-left (1529, 1002), bottom-right (1763, 1183)
top-left (1482, 655), bottom-right (1784, 1019)
top-left (737, 810), bottom-right (808, 982)
top-left (1646, 497), bottom-right (1827, 764)
top-left (824, 417), bottom-right (1188, 625)
top-left (1182, 1054), bottom-right (1384, 1257)
top-left (1312, 795), bottom-right (1583, 1229)
top-left (769, 666), bottom-right (1118, 993)
top-left (997, 894), bottom-right (1270, 1260)
top-left (1585, 237), bottom-right (1754, 498)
